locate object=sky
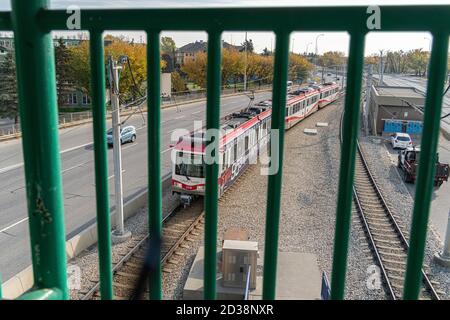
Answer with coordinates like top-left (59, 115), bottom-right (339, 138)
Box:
top-left (0, 0), bottom-right (448, 55)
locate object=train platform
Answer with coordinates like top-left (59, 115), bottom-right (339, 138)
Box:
top-left (183, 246), bottom-right (322, 300)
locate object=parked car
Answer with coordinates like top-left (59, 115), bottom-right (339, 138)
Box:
top-left (107, 125), bottom-right (137, 147)
top-left (390, 132), bottom-right (412, 149)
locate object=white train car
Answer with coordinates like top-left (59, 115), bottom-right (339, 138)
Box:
top-left (172, 83), bottom-right (341, 202)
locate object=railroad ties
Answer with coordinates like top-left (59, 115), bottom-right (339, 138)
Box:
top-left (81, 201), bottom-right (204, 300)
top-left (353, 143), bottom-right (443, 300)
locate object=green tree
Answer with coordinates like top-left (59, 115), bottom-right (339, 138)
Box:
top-left (241, 39), bottom-right (254, 53)
top-left (55, 38), bottom-right (75, 107)
top-left (0, 51), bottom-right (18, 123)
top-left (407, 48), bottom-right (429, 76)
top-left (161, 37), bottom-right (176, 54)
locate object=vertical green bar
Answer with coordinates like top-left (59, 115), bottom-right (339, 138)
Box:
top-left (90, 31), bottom-right (113, 300)
top-left (204, 31), bottom-right (222, 300)
top-left (262, 31), bottom-right (289, 300)
top-left (11, 0), bottom-right (68, 299)
top-left (403, 33), bottom-right (449, 300)
top-left (330, 33), bottom-right (365, 300)
top-left (147, 31), bottom-right (162, 299)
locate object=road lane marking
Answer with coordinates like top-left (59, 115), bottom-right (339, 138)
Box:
top-left (161, 147), bottom-right (172, 154)
top-left (108, 170), bottom-right (126, 180)
top-left (174, 116), bottom-right (184, 120)
top-left (0, 163), bottom-right (22, 174)
top-left (0, 217), bottom-right (28, 234)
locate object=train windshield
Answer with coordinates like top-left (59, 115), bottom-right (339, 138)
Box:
top-left (175, 152), bottom-right (205, 178)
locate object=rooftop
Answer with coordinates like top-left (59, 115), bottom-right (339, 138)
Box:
top-left (373, 85), bottom-right (425, 100)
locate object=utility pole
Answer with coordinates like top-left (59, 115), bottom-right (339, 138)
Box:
top-left (435, 210), bottom-right (450, 268)
top-left (379, 50), bottom-right (384, 86)
top-left (244, 32), bottom-right (248, 91)
top-left (364, 64), bottom-right (373, 136)
top-left (306, 42), bottom-right (312, 56)
top-left (108, 56), bottom-right (131, 242)
top-left (314, 34), bottom-right (324, 80)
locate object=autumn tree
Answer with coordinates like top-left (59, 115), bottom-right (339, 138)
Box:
top-left (181, 51), bottom-right (207, 88)
top-left (0, 51), bottom-right (18, 123)
top-left (171, 71), bottom-right (187, 92)
top-left (318, 51), bottom-right (346, 67)
top-left (288, 53), bottom-right (313, 82)
top-left (222, 48), bottom-right (244, 84)
top-left (247, 53), bottom-right (273, 83)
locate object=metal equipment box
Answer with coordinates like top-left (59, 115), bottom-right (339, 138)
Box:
top-left (222, 240), bottom-right (258, 290)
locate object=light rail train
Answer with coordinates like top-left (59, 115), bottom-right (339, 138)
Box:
top-left (172, 82), bottom-right (341, 203)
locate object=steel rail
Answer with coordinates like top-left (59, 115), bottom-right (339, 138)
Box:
top-left (81, 202), bottom-right (185, 300)
top-left (339, 110), bottom-right (439, 300)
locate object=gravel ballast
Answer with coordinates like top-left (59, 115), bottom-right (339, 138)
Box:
top-left (360, 137), bottom-right (450, 299)
top-left (69, 97), bottom-right (448, 300)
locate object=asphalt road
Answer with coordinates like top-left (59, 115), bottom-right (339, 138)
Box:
top-left (380, 74), bottom-right (450, 244)
top-left (0, 91), bottom-right (272, 281)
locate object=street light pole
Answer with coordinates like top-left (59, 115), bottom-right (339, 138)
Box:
top-left (244, 32), bottom-right (248, 91)
top-left (315, 34), bottom-right (324, 78)
top-left (306, 42), bottom-right (312, 55)
top-left (108, 56), bottom-right (131, 242)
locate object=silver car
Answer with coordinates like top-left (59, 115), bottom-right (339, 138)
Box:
top-left (107, 125), bottom-right (137, 146)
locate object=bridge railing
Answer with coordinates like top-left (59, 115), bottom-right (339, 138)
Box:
top-left (0, 2), bottom-right (449, 300)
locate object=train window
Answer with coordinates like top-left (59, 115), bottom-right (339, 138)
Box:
top-left (233, 142), bottom-right (237, 161)
top-left (222, 152), bottom-right (226, 172)
top-left (263, 120), bottom-right (267, 130)
top-left (245, 135), bottom-right (249, 152)
top-left (175, 153), bottom-right (205, 178)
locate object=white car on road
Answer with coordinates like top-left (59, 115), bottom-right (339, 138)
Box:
top-left (390, 132), bottom-right (413, 149)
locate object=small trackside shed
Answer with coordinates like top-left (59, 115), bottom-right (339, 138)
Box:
top-left (368, 85), bottom-right (426, 136)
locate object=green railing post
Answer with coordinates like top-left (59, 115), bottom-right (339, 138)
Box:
top-left (10, 0), bottom-right (68, 299)
top-left (330, 32), bottom-right (365, 300)
top-left (403, 32), bottom-right (449, 300)
top-left (262, 31), bottom-right (289, 300)
top-left (147, 31), bottom-right (163, 300)
top-left (204, 31), bottom-right (222, 300)
top-left (90, 30), bottom-right (113, 300)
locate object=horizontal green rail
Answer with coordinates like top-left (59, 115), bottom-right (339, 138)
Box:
top-left (2, 2), bottom-right (449, 300)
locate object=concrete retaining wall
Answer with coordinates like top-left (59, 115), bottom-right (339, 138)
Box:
top-left (1, 173), bottom-right (172, 299)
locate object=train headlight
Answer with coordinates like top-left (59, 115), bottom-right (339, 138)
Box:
top-left (174, 182), bottom-right (182, 188)
top-left (197, 185), bottom-right (204, 191)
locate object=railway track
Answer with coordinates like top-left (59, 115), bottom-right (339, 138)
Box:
top-left (81, 201), bottom-right (204, 300)
top-left (340, 111), bottom-right (441, 300)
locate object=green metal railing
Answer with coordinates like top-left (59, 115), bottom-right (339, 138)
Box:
top-left (0, 1), bottom-right (449, 300)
